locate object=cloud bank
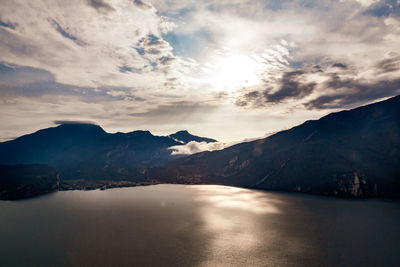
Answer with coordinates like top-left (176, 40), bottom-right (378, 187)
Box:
top-left (169, 133), bottom-right (274, 155)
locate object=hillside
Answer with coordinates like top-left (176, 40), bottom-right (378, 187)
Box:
top-left (152, 95), bottom-right (400, 198)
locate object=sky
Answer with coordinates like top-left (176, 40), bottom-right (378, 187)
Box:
top-left (0, 0), bottom-right (399, 142)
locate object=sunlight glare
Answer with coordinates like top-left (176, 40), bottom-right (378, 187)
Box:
top-left (208, 53), bottom-right (262, 91)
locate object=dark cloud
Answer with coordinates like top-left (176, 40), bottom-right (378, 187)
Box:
top-left (264, 71), bottom-right (316, 103)
top-left (53, 120), bottom-right (97, 125)
top-left (0, 63), bottom-right (141, 102)
top-left (129, 101), bottom-right (217, 123)
top-left (0, 63), bottom-right (64, 98)
top-left (142, 34), bottom-right (163, 46)
top-left (146, 48), bottom-right (162, 55)
top-left (119, 66), bottom-right (133, 73)
top-left (312, 65), bottom-right (323, 72)
top-left (159, 56), bottom-right (175, 65)
top-left (375, 55), bottom-right (400, 74)
top-left (135, 47), bottom-right (145, 55)
top-left (0, 27), bottom-right (42, 60)
top-left (236, 56), bottom-right (400, 111)
top-left (235, 91), bottom-right (263, 108)
top-left (0, 19), bottom-right (16, 30)
top-left (49, 19), bottom-right (86, 46)
top-left (135, 34), bottom-right (172, 57)
top-left (119, 65), bottom-right (142, 73)
top-left (245, 91), bottom-right (260, 99)
top-left (267, 60), bottom-right (400, 110)
top-left (364, 0), bottom-right (400, 17)
top-left (87, 0), bottom-right (115, 12)
top-left (263, 0), bottom-right (292, 11)
top-left (134, 34), bottom-right (176, 75)
top-left (132, 0), bottom-right (152, 9)
top-left (0, 63), bottom-right (53, 83)
top-left (305, 77), bottom-right (400, 109)
top-left (235, 70), bottom-right (316, 108)
top-left (149, 61), bottom-right (157, 68)
top-left (332, 63), bottom-right (347, 69)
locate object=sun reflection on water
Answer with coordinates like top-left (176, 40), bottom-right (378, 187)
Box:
top-left (193, 185), bottom-right (282, 214)
top-left (190, 185), bottom-right (284, 266)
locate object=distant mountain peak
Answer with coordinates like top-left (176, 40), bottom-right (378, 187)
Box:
top-left (54, 122), bottom-right (107, 135)
top-left (169, 130), bottom-right (217, 144)
top-left (128, 130), bottom-right (153, 137)
top-left (174, 130), bottom-right (189, 134)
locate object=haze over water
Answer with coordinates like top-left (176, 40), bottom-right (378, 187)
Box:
top-left (1, 184), bottom-right (399, 266)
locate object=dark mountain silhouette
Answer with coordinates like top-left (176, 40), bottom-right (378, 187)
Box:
top-left (152, 95), bottom-right (400, 198)
top-left (0, 123), bottom-right (107, 165)
top-left (1, 96), bottom-right (399, 199)
top-left (0, 164), bottom-right (59, 200)
top-left (169, 130), bottom-right (217, 144)
top-left (0, 124), bottom-right (214, 180)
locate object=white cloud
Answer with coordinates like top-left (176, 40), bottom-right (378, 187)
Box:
top-left (169, 133), bottom-right (275, 155)
top-left (0, 0), bottom-right (181, 89)
top-left (169, 141), bottom-right (228, 155)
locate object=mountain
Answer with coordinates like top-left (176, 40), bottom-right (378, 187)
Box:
top-left (0, 164), bottom-right (59, 200)
top-left (1, 96), bottom-right (399, 199)
top-left (152, 95), bottom-right (400, 198)
top-left (0, 123), bottom-right (108, 165)
top-left (169, 130), bottom-right (217, 144)
top-left (0, 124), bottom-right (215, 180)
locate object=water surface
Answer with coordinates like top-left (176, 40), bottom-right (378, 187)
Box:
top-left (1, 184), bottom-right (399, 266)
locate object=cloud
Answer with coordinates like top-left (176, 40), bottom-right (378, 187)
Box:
top-left (332, 63), bottom-right (348, 69)
top-left (236, 50), bottom-right (400, 110)
top-left (304, 77), bottom-right (400, 109)
top-left (87, 0), bottom-right (115, 13)
top-left (53, 120), bottom-right (97, 125)
top-left (1, 0), bottom-right (400, 142)
top-left (48, 19), bottom-right (86, 46)
top-left (169, 132), bottom-right (275, 155)
top-left (264, 70), bottom-right (316, 103)
top-left (0, 0), bottom-right (180, 89)
top-left (0, 19), bottom-right (16, 30)
top-left (364, 0), bottom-right (400, 17)
top-left (133, 0), bottom-right (152, 9)
top-left (0, 63), bottom-right (132, 101)
top-left (129, 101), bottom-right (219, 123)
top-left (169, 141), bottom-right (225, 155)
top-left (375, 54), bottom-right (400, 73)
top-left (235, 69), bottom-right (317, 108)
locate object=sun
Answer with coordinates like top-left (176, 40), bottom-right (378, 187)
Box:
top-left (208, 53), bottom-right (262, 91)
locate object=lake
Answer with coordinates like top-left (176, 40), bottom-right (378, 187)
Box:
top-left (1, 184), bottom-right (399, 266)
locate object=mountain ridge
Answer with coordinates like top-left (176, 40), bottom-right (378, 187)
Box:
top-left (169, 130), bottom-right (217, 144)
top-left (150, 95), bottom-right (400, 198)
top-left (0, 95), bottom-right (399, 199)
top-left (0, 125), bottom-right (216, 180)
